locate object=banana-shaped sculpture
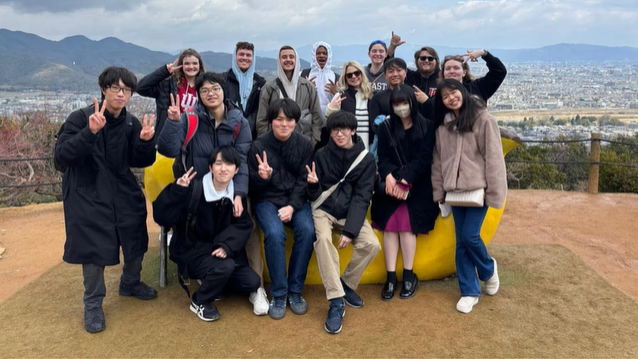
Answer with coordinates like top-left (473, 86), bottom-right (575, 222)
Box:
top-left (145, 129), bottom-right (520, 284)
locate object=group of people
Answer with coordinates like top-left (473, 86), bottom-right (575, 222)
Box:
top-left (54, 32), bottom-right (508, 335)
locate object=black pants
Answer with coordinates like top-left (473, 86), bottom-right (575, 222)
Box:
top-left (188, 256), bottom-right (260, 305)
top-left (82, 255), bottom-right (143, 310)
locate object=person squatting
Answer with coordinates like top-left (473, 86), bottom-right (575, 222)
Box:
top-left (56, 34), bottom-right (507, 334)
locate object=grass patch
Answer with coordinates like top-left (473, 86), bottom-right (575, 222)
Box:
top-left (0, 244), bottom-right (636, 358)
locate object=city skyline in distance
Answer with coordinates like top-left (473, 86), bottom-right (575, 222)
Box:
top-left (0, 0), bottom-right (636, 54)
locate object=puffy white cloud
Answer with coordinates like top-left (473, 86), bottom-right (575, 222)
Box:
top-left (0, 0), bottom-right (636, 52)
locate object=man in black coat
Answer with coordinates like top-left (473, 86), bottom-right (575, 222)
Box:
top-left (153, 146), bottom-right (261, 322)
top-left (54, 67), bottom-right (157, 333)
top-left (306, 111), bottom-right (380, 334)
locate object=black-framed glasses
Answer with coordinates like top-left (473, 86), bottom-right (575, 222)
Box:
top-left (419, 56), bottom-right (436, 62)
top-left (444, 55), bottom-right (464, 62)
top-left (330, 128), bottom-right (353, 135)
top-left (107, 85), bottom-right (132, 94)
top-left (370, 40), bottom-right (386, 46)
top-left (345, 70), bottom-right (362, 79)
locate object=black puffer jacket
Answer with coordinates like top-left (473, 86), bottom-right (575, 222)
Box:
top-left (224, 69), bottom-right (266, 140)
top-left (55, 105), bottom-right (156, 266)
top-left (307, 136), bottom-right (376, 239)
top-left (157, 101), bottom-right (252, 197)
top-left (137, 65), bottom-right (178, 141)
top-left (248, 131), bottom-right (314, 211)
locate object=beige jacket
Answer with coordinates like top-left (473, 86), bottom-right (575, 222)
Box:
top-left (432, 109), bottom-right (507, 209)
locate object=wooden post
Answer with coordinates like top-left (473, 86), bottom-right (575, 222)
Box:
top-left (588, 133), bottom-right (601, 194)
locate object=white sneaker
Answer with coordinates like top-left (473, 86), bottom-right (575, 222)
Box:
top-left (485, 258), bottom-right (500, 296)
top-left (249, 287), bottom-right (269, 316)
top-left (456, 296), bottom-right (479, 313)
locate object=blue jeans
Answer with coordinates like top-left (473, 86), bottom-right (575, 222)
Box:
top-left (253, 201), bottom-right (316, 298)
top-left (451, 205), bottom-right (495, 297)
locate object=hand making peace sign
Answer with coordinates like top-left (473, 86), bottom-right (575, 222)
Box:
top-left (255, 151), bottom-right (273, 180)
top-left (89, 98), bottom-right (107, 134)
top-left (413, 85), bottom-right (428, 104)
top-left (139, 114), bottom-right (155, 141)
top-left (166, 58), bottom-right (182, 74)
top-left (305, 162), bottom-right (318, 184)
top-left (176, 167), bottom-right (197, 187)
top-left (168, 93), bottom-right (181, 121)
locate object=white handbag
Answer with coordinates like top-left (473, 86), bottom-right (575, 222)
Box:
top-left (445, 188), bottom-right (485, 207)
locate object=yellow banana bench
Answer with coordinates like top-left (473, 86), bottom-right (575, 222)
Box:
top-left (146, 130), bottom-right (520, 285)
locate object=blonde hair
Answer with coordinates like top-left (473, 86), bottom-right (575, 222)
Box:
top-left (337, 61), bottom-right (373, 100)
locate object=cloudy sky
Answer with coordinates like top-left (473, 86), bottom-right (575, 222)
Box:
top-left (1, 0), bottom-right (636, 53)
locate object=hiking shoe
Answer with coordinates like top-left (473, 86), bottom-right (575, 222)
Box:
top-left (249, 287), bottom-right (269, 316)
top-left (324, 298), bottom-right (346, 334)
top-left (288, 293), bottom-right (308, 315)
top-left (485, 258), bottom-right (500, 296)
top-left (341, 279), bottom-right (363, 308)
top-left (456, 296), bottom-right (479, 314)
top-left (269, 295), bottom-right (287, 320)
top-left (190, 300), bottom-right (220, 322)
top-left (84, 307), bottom-right (105, 333)
top-left (119, 281), bottom-right (157, 300)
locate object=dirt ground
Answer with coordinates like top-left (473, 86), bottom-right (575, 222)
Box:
top-left (1, 189), bottom-right (637, 304)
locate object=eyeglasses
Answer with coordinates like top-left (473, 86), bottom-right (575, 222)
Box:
top-left (419, 56), bottom-right (436, 62)
top-left (330, 128), bottom-right (353, 135)
top-left (107, 85), bottom-right (132, 94)
top-left (200, 86), bottom-right (222, 95)
top-left (370, 40), bottom-right (386, 46)
top-left (345, 70), bottom-right (362, 79)
top-left (444, 55), bottom-right (464, 62)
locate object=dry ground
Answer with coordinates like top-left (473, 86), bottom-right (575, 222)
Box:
top-left (1, 190), bottom-right (638, 303)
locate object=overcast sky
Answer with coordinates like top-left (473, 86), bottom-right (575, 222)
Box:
top-left (1, 0), bottom-right (636, 53)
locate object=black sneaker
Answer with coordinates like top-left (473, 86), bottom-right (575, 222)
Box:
top-left (190, 300), bottom-right (220, 322)
top-left (84, 307), bottom-right (105, 333)
top-left (324, 299), bottom-right (345, 334)
top-left (119, 281), bottom-right (158, 300)
top-left (341, 279), bottom-right (363, 308)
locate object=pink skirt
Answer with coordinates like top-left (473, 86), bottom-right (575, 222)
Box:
top-left (372, 203), bottom-right (412, 232)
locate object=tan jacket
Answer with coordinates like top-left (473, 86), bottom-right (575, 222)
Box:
top-left (432, 109), bottom-right (507, 209)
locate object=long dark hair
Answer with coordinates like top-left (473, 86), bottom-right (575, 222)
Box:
top-left (387, 84), bottom-right (427, 146)
top-left (433, 79), bottom-right (485, 133)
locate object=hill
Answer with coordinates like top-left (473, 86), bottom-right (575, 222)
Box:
top-left (0, 29), bottom-right (309, 91)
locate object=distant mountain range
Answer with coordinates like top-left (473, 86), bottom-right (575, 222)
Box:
top-left (1, 28), bottom-right (637, 91)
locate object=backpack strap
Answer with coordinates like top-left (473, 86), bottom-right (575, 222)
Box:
top-left (300, 68), bottom-right (311, 79)
top-left (275, 78), bottom-right (289, 99)
top-left (182, 109), bottom-right (199, 150)
top-left (311, 149), bottom-right (369, 211)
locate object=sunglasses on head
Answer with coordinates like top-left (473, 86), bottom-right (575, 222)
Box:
top-left (345, 70), bottom-right (362, 79)
top-left (419, 56), bottom-right (436, 62)
top-left (444, 55), bottom-right (464, 61)
top-left (370, 40), bottom-right (386, 46)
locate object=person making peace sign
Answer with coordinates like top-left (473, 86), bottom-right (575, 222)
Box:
top-left (54, 67), bottom-right (158, 334)
top-left (248, 99), bottom-right (316, 320)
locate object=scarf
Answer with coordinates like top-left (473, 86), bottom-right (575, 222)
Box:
top-left (202, 172), bottom-right (235, 203)
top-left (276, 48), bottom-right (300, 101)
top-left (231, 49), bottom-right (256, 112)
top-left (309, 41), bottom-right (335, 116)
